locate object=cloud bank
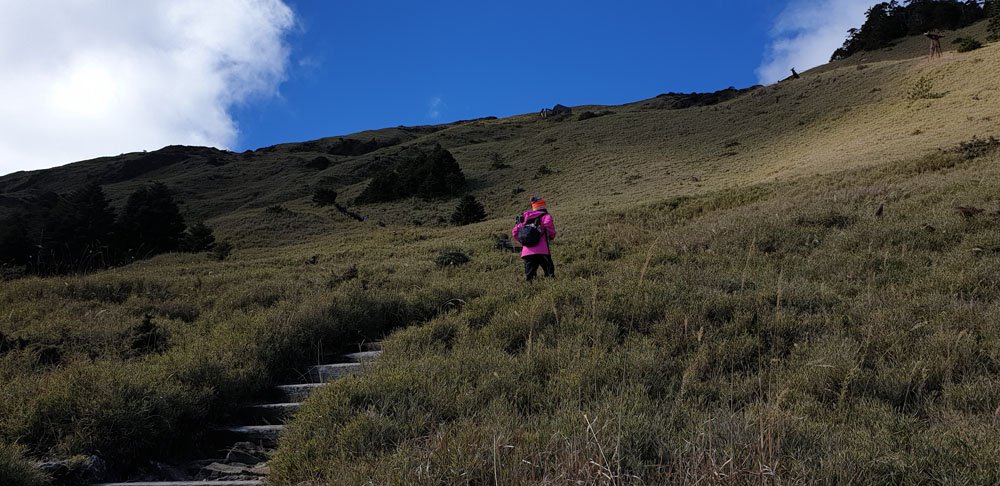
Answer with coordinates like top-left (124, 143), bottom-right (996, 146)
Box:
top-left (757, 0), bottom-right (875, 85)
top-left (0, 0), bottom-right (294, 175)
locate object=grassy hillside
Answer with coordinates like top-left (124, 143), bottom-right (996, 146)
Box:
top-left (1, 22), bottom-right (999, 484)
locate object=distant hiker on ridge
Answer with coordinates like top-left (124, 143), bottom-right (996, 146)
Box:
top-left (512, 196), bottom-right (557, 282)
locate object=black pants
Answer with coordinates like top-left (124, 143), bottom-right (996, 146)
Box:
top-left (523, 254), bottom-right (555, 281)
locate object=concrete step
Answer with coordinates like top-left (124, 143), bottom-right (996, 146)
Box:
top-left (276, 383), bottom-right (325, 401)
top-left (360, 341), bottom-right (384, 352)
top-left (306, 362), bottom-right (362, 383)
top-left (94, 482), bottom-right (263, 486)
top-left (239, 402), bottom-right (300, 424)
top-left (343, 350), bottom-right (382, 363)
top-left (217, 425), bottom-right (283, 447)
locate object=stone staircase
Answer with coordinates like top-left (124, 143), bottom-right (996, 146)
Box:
top-left (92, 343), bottom-right (382, 486)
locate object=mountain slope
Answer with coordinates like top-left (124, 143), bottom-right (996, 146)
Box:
top-left (2, 22), bottom-right (998, 240)
top-left (1, 21), bottom-right (999, 484)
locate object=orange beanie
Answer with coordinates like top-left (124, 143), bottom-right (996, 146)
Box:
top-left (531, 198), bottom-right (547, 211)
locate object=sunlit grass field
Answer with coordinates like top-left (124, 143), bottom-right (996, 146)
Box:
top-left (2, 23), bottom-right (999, 485)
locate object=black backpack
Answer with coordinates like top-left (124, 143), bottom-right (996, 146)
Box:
top-left (517, 214), bottom-right (545, 247)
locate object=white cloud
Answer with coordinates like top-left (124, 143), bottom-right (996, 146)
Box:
top-left (0, 0), bottom-right (294, 175)
top-left (757, 0), bottom-right (875, 85)
top-left (428, 96), bottom-right (443, 119)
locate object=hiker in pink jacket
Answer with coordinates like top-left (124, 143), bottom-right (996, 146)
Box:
top-left (512, 196), bottom-right (557, 281)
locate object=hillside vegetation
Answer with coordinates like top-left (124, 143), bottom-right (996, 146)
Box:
top-left (1, 20), bottom-right (999, 485)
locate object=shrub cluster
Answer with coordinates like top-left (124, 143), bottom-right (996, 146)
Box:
top-left (954, 36), bottom-right (983, 51)
top-left (356, 145), bottom-right (465, 203)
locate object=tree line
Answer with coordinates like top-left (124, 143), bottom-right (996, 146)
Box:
top-left (0, 182), bottom-right (217, 275)
top-left (832, 0), bottom-right (995, 61)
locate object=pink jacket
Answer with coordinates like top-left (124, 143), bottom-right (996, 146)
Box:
top-left (512, 210), bottom-right (556, 256)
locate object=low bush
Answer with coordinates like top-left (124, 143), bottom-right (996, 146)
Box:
top-left (954, 37), bottom-right (983, 52)
top-left (211, 241), bottom-right (233, 261)
top-left (0, 442), bottom-right (48, 486)
top-left (450, 195), bottom-right (487, 226)
top-left (312, 186), bottom-right (338, 207)
top-left (907, 76), bottom-right (945, 101)
top-left (434, 249), bottom-right (470, 267)
top-left (577, 110), bottom-right (613, 121)
top-left (488, 152), bottom-right (511, 170)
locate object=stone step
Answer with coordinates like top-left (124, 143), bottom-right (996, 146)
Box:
top-left (239, 402), bottom-right (300, 424)
top-left (216, 425), bottom-right (283, 447)
top-left (94, 482), bottom-right (262, 486)
top-left (343, 350), bottom-right (382, 363)
top-left (360, 341), bottom-right (384, 352)
top-left (305, 362), bottom-right (362, 383)
top-left (276, 383), bottom-right (325, 401)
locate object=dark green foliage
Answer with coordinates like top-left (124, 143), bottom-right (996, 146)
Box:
top-left (312, 187), bottom-right (339, 207)
top-left (488, 152), bottom-right (511, 170)
top-left (450, 195), bottom-right (487, 226)
top-left (180, 222), bottom-right (216, 252)
top-left (954, 36), bottom-right (983, 51)
top-left (42, 183), bottom-right (116, 271)
top-left (537, 165), bottom-right (555, 175)
top-left (0, 213), bottom-right (34, 266)
top-left (577, 110), bottom-right (613, 121)
top-left (832, 1), bottom-right (986, 60)
top-left (211, 241), bottom-right (233, 261)
top-left (130, 315), bottom-right (168, 356)
top-left (0, 442), bottom-right (48, 486)
top-left (356, 145), bottom-right (466, 203)
top-left (988, 0), bottom-right (1000, 40)
top-left (434, 249), bottom-right (470, 266)
top-left (305, 156), bottom-right (331, 170)
top-left (116, 182), bottom-right (186, 258)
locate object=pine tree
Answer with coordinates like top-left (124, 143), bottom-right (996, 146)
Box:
top-left (0, 213), bottom-right (34, 266)
top-left (180, 222), bottom-right (216, 252)
top-left (116, 182), bottom-right (186, 258)
top-left (43, 183), bottom-right (116, 270)
top-left (450, 195), bottom-right (487, 226)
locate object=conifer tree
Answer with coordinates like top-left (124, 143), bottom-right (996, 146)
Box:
top-left (116, 182), bottom-right (186, 257)
top-left (0, 213), bottom-right (34, 266)
top-left (450, 195), bottom-right (487, 226)
top-left (180, 222), bottom-right (216, 252)
top-left (43, 183), bottom-right (116, 270)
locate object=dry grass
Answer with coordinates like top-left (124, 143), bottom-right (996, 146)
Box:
top-left (1, 19), bottom-right (999, 484)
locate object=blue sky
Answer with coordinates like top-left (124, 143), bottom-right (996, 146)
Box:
top-left (0, 0), bottom-right (873, 174)
top-left (234, 0), bottom-right (789, 149)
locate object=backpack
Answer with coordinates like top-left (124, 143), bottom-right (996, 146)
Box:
top-left (516, 214), bottom-right (546, 247)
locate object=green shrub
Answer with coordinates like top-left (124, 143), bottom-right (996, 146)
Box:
top-left (577, 110), bottom-right (612, 121)
top-left (180, 222), bottom-right (215, 252)
top-left (907, 76), bottom-right (945, 101)
top-left (0, 442), bottom-right (48, 486)
top-left (434, 249), bottom-right (470, 267)
top-left (450, 195), bottom-right (487, 226)
top-left (211, 241), bottom-right (233, 261)
top-left (312, 185), bottom-right (338, 206)
top-left (356, 145), bottom-right (465, 203)
top-left (955, 37), bottom-right (983, 52)
top-left (488, 152), bottom-right (511, 170)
